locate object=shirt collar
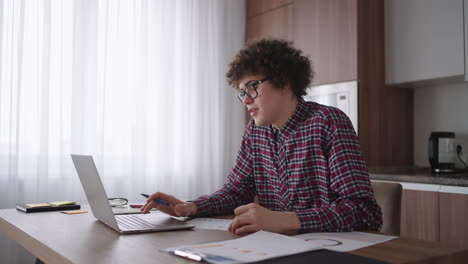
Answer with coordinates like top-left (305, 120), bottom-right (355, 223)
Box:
top-left (270, 99), bottom-right (309, 141)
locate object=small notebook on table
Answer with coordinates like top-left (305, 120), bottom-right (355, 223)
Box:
top-left (16, 201), bottom-right (81, 213)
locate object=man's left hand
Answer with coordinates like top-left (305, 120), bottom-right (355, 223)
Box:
top-left (228, 203), bottom-right (301, 235)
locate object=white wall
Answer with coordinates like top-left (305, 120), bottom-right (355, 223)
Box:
top-left (414, 82), bottom-right (468, 167)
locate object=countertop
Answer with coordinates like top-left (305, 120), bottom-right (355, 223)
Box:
top-left (369, 166), bottom-right (468, 187)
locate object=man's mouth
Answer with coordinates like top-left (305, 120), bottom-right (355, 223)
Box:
top-left (248, 108), bottom-right (258, 116)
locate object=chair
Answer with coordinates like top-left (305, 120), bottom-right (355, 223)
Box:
top-left (371, 181), bottom-right (403, 235)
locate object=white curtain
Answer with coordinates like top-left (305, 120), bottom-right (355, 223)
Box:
top-left (0, 0), bottom-right (246, 262)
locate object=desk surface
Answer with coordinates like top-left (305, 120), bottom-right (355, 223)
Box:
top-left (0, 208), bottom-right (466, 264)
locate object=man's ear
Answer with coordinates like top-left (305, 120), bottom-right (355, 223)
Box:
top-left (281, 81), bottom-right (292, 94)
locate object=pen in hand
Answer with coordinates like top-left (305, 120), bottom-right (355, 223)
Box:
top-left (141, 193), bottom-right (170, 206)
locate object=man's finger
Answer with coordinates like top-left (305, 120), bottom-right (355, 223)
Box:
top-left (234, 203), bottom-right (256, 216)
top-left (141, 200), bottom-right (155, 214)
top-left (234, 223), bottom-right (260, 235)
top-left (141, 200), bottom-right (175, 216)
top-left (229, 215), bottom-right (251, 232)
top-left (228, 217), bottom-right (242, 232)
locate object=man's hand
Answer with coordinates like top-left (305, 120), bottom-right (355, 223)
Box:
top-left (228, 203), bottom-right (301, 235)
top-left (141, 192), bottom-right (197, 217)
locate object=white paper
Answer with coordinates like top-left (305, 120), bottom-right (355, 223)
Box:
top-left (166, 231), bottom-right (322, 264)
top-left (293, 231), bottom-right (397, 252)
top-left (187, 218), bottom-right (232, 230)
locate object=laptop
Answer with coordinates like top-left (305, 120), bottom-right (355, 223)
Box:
top-left (71, 154), bottom-right (194, 234)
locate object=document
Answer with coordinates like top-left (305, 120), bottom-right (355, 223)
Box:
top-left (165, 230), bottom-right (322, 264)
top-left (187, 218), bottom-right (231, 230)
top-left (293, 231), bottom-right (397, 252)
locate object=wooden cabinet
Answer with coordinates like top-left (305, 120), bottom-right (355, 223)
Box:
top-left (246, 4), bottom-right (294, 41)
top-left (293, 0), bottom-right (357, 86)
top-left (357, 0), bottom-right (413, 166)
top-left (247, 0), bottom-right (293, 18)
top-left (439, 192), bottom-right (468, 248)
top-left (247, 0), bottom-right (358, 86)
top-left (385, 0), bottom-right (464, 85)
top-left (400, 190), bottom-right (439, 242)
top-left (396, 183), bottom-right (468, 248)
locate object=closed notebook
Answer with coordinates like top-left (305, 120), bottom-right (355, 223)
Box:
top-left (16, 202), bottom-right (81, 213)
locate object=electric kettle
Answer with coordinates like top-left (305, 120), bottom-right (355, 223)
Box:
top-left (428, 132), bottom-right (456, 173)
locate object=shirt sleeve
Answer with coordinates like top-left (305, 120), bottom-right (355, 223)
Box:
top-left (191, 123), bottom-right (256, 216)
top-left (295, 109), bottom-right (383, 232)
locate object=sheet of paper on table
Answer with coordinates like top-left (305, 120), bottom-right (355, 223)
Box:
top-left (293, 231), bottom-right (397, 252)
top-left (165, 230), bottom-right (323, 264)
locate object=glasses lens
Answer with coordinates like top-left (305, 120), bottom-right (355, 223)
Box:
top-left (245, 85), bottom-right (258, 98)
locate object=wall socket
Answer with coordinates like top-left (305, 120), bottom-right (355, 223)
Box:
top-left (438, 138), bottom-right (467, 168)
top-left (454, 139), bottom-right (467, 168)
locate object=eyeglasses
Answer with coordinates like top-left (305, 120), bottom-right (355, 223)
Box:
top-left (237, 77), bottom-right (270, 103)
top-left (108, 197), bottom-right (128, 207)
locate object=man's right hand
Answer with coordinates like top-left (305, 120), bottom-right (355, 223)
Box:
top-left (140, 192), bottom-right (197, 217)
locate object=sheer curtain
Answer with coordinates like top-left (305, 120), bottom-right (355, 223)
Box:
top-left (0, 0), bottom-right (246, 262)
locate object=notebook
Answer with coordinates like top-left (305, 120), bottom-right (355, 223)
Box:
top-left (71, 154), bottom-right (194, 234)
top-left (16, 202), bottom-right (81, 213)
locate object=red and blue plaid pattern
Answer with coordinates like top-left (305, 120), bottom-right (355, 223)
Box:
top-left (193, 100), bottom-right (382, 232)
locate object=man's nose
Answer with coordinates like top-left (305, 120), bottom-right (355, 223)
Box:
top-left (243, 96), bottom-right (253, 105)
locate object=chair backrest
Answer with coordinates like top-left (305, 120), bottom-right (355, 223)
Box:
top-left (371, 181), bottom-right (403, 235)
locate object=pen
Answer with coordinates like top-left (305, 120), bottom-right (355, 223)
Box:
top-left (174, 249), bottom-right (203, 262)
top-left (172, 248), bottom-right (236, 262)
top-left (140, 193), bottom-right (170, 206)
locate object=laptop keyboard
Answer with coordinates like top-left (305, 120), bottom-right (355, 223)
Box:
top-left (116, 214), bottom-right (160, 230)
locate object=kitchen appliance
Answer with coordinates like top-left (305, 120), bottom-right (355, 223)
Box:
top-left (428, 132), bottom-right (457, 173)
top-left (303, 81), bottom-right (358, 132)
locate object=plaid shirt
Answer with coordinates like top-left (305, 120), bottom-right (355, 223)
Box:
top-left (193, 100), bottom-right (382, 232)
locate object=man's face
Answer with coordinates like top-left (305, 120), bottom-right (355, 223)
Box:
top-left (238, 74), bottom-right (286, 127)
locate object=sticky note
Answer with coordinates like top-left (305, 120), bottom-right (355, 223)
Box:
top-left (61, 210), bottom-right (88, 215)
top-left (25, 203), bottom-right (50, 208)
top-left (49, 201), bottom-right (76, 206)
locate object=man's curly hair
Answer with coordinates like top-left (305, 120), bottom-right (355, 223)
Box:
top-left (226, 39), bottom-right (313, 98)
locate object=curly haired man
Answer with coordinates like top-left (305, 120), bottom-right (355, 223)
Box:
top-left (142, 39), bottom-right (382, 235)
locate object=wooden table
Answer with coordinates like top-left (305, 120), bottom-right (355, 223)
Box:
top-left (0, 207), bottom-right (466, 264)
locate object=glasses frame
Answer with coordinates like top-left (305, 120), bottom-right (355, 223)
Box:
top-left (108, 197), bottom-right (128, 207)
top-left (237, 77), bottom-right (270, 103)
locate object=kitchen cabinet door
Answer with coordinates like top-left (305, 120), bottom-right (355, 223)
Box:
top-left (385, 0), bottom-right (464, 85)
top-left (439, 192), bottom-right (468, 248)
top-left (246, 4), bottom-right (293, 42)
top-left (357, 0), bottom-right (414, 166)
top-left (247, 0), bottom-right (293, 18)
top-left (400, 189), bottom-right (439, 242)
top-left (293, 0), bottom-right (358, 86)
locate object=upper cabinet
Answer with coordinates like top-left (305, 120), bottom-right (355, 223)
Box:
top-left (246, 4), bottom-right (294, 41)
top-left (246, 0), bottom-right (357, 86)
top-left (293, 0), bottom-right (358, 86)
top-left (247, 0), bottom-right (293, 18)
top-left (385, 0), bottom-right (465, 86)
